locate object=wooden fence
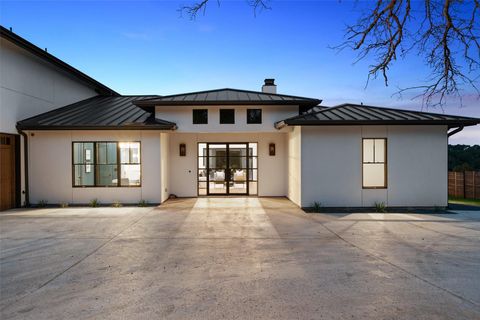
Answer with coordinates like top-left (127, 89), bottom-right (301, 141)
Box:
top-left (448, 171), bottom-right (480, 199)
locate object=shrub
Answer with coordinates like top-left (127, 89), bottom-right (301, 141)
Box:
top-left (138, 199), bottom-right (148, 207)
top-left (311, 201), bottom-right (322, 213)
top-left (112, 201), bottom-right (122, 208)
top-left (37, 200), bottom-right (48, 208)
top-left (89, 199), bottom-right (99, 207)
top-left (60, 202), bottom-right (69, 208)
top-left (374, 201), bottom-right (387, 213)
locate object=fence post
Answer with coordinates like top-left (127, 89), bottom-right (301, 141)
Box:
top-left (454, 172), bottom-right (457, 197)
top-left (473, 172), bottom-right (476, 199)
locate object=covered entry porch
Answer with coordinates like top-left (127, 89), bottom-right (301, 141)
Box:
top-left (166, 132), bottom-right (287, 198)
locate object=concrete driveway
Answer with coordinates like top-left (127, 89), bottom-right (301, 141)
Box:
top-left (1, 198), bottom-right (479, 320)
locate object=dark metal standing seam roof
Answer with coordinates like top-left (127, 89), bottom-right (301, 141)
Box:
top-left (16, 96), bottom-right (177, 130)
top-left (0, 26), bottom-right (118, 96)
top-left (275, 103), bottom-right (480, 129)
top-left (133, 88), bottom-right (322, 108)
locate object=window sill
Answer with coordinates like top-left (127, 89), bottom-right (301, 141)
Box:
top-left (73, 186), bottom-right (142, 188)
top-left (362, 187), bottom-right (388, 189)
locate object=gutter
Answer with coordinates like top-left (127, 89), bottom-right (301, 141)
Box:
top-left (447, 126), bottom-right (464, 137)
top-left (17, 129), bottom-right (29, 207)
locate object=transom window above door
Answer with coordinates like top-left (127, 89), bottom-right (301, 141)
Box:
top-left (220, 109), bottom-right (235, 124)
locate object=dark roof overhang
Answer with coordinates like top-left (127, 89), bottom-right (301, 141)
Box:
top-left (275, 119), bottom-right (480, 129)
top-left (134, 88), bottom-right (321, 110)
top-left (136, 100), bottom-right (321, 106)
top-left (1, 26), bottom-right (119, 96)
top-left (16, 95), bottom-right (177, 131)
top-left (275, 103), bottom-right (480, 129)
top-left (16, 124), bottom-right (176, 131)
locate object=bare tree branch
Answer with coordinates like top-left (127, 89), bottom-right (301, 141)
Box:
top-left (337, 0), bottom-right (480, 109)
top-left (179, 0), bottom-right (479, 109)
top-left (180, 0), bottom-right (270, 20)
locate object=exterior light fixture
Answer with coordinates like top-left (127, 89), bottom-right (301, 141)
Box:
top-left (179, 143), bottom-right (186, 157)
top-left (269, 143), bottom-right (275, 156)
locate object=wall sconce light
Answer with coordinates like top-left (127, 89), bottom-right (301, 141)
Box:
top-left (179, 143), bottom-right (186, 157)
top-left (269, 143), bottom-right (275, 156)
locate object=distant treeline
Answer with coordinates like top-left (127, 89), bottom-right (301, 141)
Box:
top-left (449, 145), bottom-right (480, 171)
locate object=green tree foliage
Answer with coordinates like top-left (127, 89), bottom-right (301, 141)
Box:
top-left (448, 145), bottom-right (480, 171)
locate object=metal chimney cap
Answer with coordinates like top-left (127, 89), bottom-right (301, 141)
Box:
top-left (264, 79), bottom-right (275, 86)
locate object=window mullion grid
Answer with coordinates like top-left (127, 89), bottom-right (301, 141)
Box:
top-left (116, 142), bottom-right (121, 187)
top-left (93, 142), bottom-right (98, 187)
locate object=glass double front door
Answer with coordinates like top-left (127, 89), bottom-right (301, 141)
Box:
top-left (198, 143), bottom-right (258, 196)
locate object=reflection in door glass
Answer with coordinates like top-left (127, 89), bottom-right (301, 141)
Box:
top-left (197, 142), bottom-right (258, 196)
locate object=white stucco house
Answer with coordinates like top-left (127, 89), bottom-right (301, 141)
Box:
top-left (2, 26), bottom-right (479, 210)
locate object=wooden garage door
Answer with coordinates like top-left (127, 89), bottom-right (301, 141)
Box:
top-left (0, 133), bottom-right (16, 211)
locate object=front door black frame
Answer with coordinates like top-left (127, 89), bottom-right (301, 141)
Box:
top-left (206, 142), bottom-right (249, 196)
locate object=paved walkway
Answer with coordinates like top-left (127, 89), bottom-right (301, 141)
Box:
top-left (1, 198), bottom-right (479, 319)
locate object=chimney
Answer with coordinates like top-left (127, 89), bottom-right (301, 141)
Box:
top-left (262, 78), bottom-right (277, 94)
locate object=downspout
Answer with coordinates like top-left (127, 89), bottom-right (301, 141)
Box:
top-left (17, 129), bottom-right (29, 207)
top-left (447, 126), bottom-right (464, 137)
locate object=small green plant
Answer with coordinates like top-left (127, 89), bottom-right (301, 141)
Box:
top-left (60, 202), bottom-right (69, 208)
top-left (37, 200), bottom-right (48, 208)
top-left (374, 201), bottom-right (387, 213)
top-left (89, 198), bottom-right (99, 207)
top-left (311, 201), bottom-right (322, 212)
top-left (112, 200), bottom-right (122, 208)
top-left (138, 199), bottom-right (148, 207)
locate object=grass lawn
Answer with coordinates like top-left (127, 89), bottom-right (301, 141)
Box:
top-left (449, 197), bottom-right (480, 207)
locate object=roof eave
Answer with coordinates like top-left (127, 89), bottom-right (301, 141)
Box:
top-left (16, 124), bottom-right (177, 131)
top-left (281, 120), bottom-right (480, 128)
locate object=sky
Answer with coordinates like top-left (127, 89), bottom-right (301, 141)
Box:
top-left (1, 0), bottom-right (478, 144)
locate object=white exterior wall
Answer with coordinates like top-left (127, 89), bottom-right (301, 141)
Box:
top-left (287, 126), bottom-right (302, 206)
top-left (160, 133), bottom-right (170, 202)
top-left (168, 132), bottom-right (287, 197)
top-left (27, 130), bottom-right (164, 205)
top-left (387, 126), bottom-right (448, 207)
top-left (300, 125), bottom-right (448, 207)
top-left (156, 105), bottom-right (298, 133)
top-left (1, 37), bottom-right (99, 206)
top-left (0, 38), bottom-right (98, 134)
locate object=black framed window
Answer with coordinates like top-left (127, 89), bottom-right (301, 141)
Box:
top-left (193, 109), bottom-right (208, 124)
top-left (96, 142), bottom-right (118, 187)
top-left (73, 142), bottom-right (95, 187)
top-left (362, 138), bottom-right (387, 188)
top-left (220, 109), bottom-right (235, 124)
top-left (72, 141), bottom-right (141, 187)
top-left (247, 109), bottom-right (262, 124)
top-left (119, 142), bottom-right (141, 186)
